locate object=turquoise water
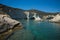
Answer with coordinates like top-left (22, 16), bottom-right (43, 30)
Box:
top-left (8, 20), bottom-right (60, 40)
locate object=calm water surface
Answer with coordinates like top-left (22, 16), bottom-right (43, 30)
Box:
top-left (8, 19), bottom-right (60, 40)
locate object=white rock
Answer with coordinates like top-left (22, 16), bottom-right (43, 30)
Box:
top-left (49, 14), bottom-right (60, 22)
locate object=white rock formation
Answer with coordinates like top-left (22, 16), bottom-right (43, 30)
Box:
top-left (0, 14), bottom-right (20, 28)
top-left (24, 11), bottom-right (29, 20)
top-left (49, 14), bottom-right (60, 22)
top-left (35, 16), bottom-right (42, 21)
top-left (33, 13), bottom-right (42, 21)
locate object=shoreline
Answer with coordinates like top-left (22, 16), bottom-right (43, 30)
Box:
top-left (0, 25), bottom-right (23, 40)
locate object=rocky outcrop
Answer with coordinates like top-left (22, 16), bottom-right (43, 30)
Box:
top-left (0, 4), bottom-right (59, 20)
top-left (0, 14), bottom-right (22, 32)
top-left (0, 12), bottom-right (23, 40)
top-left (0, 4), bottom-right (26, 19)
top-left (49, 14), bottom-right (60, 22)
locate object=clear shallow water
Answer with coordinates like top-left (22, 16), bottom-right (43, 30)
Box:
top-left (8, 20), bottom-right (60, 40)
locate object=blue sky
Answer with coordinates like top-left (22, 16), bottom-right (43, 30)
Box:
top-left (0, 0), bottom-right (60, 12)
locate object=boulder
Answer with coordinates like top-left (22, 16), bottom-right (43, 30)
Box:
top-left (0, 13), bottom-right (22, 33)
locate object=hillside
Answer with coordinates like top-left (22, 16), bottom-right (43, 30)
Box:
top-left (0, 4), bottom-right (26, 19)
top-left (0, 4), bottom-right (59, 19)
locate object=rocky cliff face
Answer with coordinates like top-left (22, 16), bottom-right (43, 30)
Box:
top-left (0, 4), bottom-right (59, 19)
top-left (0, 4), bottom-right (26, 19)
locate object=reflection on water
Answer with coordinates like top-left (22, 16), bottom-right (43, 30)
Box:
top-left (8, 20), bottom-right (60, 40)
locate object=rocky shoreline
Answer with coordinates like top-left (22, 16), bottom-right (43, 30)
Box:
top-left (0, 12), bottom-right (23, 40)
top-left (0, 25), bottom-right (23, 40)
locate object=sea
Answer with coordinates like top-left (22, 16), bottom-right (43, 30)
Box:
top-left (8, 19), bottom-right (60, 40)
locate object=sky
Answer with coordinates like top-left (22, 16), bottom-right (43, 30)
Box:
top-left (0, 0), bottom-right (60, 12)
